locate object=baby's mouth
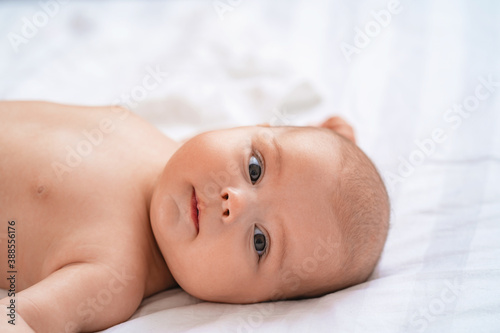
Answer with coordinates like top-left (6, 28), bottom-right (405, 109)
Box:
top-left (191, 187), bottom-right (200, 234)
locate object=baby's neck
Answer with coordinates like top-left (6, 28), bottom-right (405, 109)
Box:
top-left (144, 233), bottom-right (177, 297)
top-left (143, 173), bottom-right (178, 297)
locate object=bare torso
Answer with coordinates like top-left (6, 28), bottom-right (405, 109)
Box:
top-left (0, 101), bottom-right (178, 297)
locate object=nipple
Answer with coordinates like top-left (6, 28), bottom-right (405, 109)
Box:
top-left (35, 184), bottom-right (49, 199)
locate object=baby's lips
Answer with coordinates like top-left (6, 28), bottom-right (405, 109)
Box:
top-left (191, 187), bottom-right (200, 234)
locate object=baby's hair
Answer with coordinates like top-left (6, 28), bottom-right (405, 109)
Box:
top-left (283, 128), bottom-right (390, 300)
top-left (332, 132), bottom-right (390, 288)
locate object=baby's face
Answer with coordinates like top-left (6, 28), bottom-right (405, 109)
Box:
top-left (151, 125), bottom-right (344, 303)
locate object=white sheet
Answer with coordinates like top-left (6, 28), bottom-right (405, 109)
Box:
top-left (1, 0), bottom-right (499, 332)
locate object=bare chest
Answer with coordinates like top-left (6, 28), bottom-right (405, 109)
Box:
top-left (0, 102), bottom-right (178, 291)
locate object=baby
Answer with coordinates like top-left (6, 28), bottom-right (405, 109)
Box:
top-left (0, 101), bottom-right (389, 332)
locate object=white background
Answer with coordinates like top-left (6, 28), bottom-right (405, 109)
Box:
top-left (1, 0), bottom-right (499, 332)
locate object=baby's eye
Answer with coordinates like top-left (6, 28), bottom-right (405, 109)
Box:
top-left (254, 226), bottom-right (267, 257)
top-left (249, 155), bottom-right (262, 185)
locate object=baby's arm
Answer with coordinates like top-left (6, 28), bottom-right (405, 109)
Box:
top-left (0, 310), bottom-right (35, 332)
top-left (0, 262), bottom-right (144, 333)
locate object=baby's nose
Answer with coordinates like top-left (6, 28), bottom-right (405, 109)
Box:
top-left (220, 187), bottom-right (245, 224)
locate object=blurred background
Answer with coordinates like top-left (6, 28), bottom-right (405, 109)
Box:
top-left (1, 2), bottom-right (500, 332)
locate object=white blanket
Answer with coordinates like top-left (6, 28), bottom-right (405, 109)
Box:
top-left (1, 0), bottom-right (499, 332)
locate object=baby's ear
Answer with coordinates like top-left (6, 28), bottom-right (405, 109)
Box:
top-left (319, 116), bottom-right (356, 144)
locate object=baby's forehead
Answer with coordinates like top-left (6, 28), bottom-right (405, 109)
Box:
top-left (262, 126), bottom-right (345, 285)
top-left (263, 125), bottom-right (338, 157)
top-left (269, 190), bottom-right (341, 275)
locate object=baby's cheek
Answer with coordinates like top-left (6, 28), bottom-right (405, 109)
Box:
top-left (186, 245), bottom-right (234, 291)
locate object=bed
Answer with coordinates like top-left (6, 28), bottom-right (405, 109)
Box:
top-left (1, 0), bottom-right (499, 332)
